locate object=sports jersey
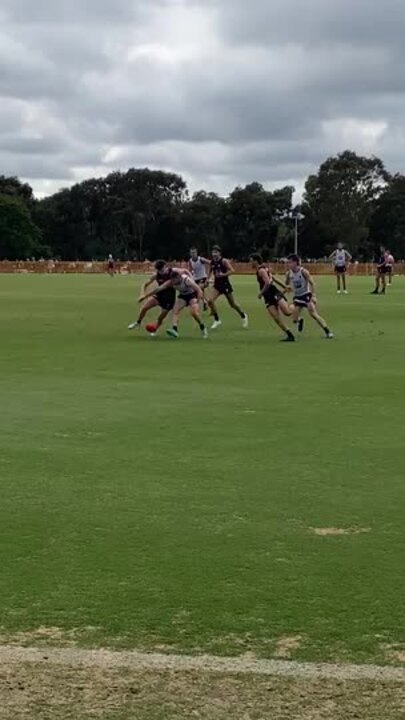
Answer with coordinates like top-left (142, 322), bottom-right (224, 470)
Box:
top-left (190, 257), bottom-right (207, 281)
top-left (287, 268), bottom-right (309, 298)
top-left (335, 249), bottom-right (346, 267)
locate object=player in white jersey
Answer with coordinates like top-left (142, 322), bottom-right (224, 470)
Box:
top-left (285, 255), bottom-right (334, 339)
top-left (329, 243), bottom-right (352, 293)
top-left (189, 248), bottom-right (210, 310)
top-left (140, 270), bottom-right (208, 339)
top-left (386, 250), bottom-right (394, 286)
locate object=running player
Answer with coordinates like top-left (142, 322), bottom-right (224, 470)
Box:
top-left (371, 246), bottom-right (388, 295)
top-left (128, 260), bottom-right (176, 334)
top-left (250, 254), bottom-right (295, 342)
top-left (285, 255), bottom-right (334, 339)
top-left (329, 243), bottom-right (352, 294)
top-left (208, 246), bottom-right (248, 330)
top-left (189, 248), bottom-right (210, 310)
top-left (107, 254), bottom-right (114, 277)
top-left (140, 271), bottom-right (208, 339)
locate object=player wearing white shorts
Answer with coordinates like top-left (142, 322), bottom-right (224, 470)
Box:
top-left (285, 255), bottom-right (334, 339)
top-left (329, 243), bottom-right (352, 293)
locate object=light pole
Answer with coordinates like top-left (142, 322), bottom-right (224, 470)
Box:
top-left (289, 210), bottom-right (304, 256)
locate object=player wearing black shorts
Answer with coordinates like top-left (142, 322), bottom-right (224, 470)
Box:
top-left (371, 246), bottom-right (389, 294)
top-left (208, 246), bottom-right (248, 330)
top-left (250, 254), bottom-right (295, 342)
top-left (107, 254), bottom-right (114, 277)
top-left (142, 271), bottom-right (208, 339)
top-left (128, 260), bottom-right (176, 334)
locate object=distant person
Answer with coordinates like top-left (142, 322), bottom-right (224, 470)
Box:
top-left (386, 250), bottom-right (395, 286)
top-left (107, 254), bottom-right (114, 277)
top-left (285, 255), bottom-right (334, 339)
top-left (208, 246), bottom-right (248, 330)
top-left (371, 246), bottom-right (389, 295)
top-left (329, 243), bottom-right (352, 294)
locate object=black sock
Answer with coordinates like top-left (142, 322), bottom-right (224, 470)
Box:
top-left (324, 326), bottom-right (330, 335)
top-left (213, 312), bottom-right (219, 321)
top-left (239, 310), bottom-right (246, 319)
top-left (173, 325), bottom-right (178, 332)
top-left (199, 322), bottom-right (205, 331)
top-left (287, 330), bottom-right (294, 339)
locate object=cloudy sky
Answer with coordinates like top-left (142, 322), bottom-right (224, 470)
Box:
top-left (1, 0), bottom-right (404, 198)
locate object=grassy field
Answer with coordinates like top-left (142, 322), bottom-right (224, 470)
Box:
top-left (0, 272), bottom-right (404, 669)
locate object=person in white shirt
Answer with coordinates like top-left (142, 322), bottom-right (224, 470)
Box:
top-left (329, 243), bottom-right (352, 294)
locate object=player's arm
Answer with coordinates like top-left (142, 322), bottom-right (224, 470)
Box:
top-left (141, 274), bottom-right (157, 297)
top-left (283, 272), bottom-right (292, 293)
top-left (345, 250), bottom-right (352, 263)
top-left (273, 275), bottom-right (288, 291)
top-left (329, 250), bottom-right (337, 262)
top-left (185, 276), bottom-right (204, 300)
top-left (302, 268), bottom-right (315, 294)
top-left (188, 259), bottom-right (193, 274)
top-left (139, 277), bottom-right (173, 302)
top-left (257, 268), bottom-right (271, 298)
top-left (217, 259), bottom-right (234, 278)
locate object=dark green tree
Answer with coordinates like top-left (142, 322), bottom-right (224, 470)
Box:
top-left (370, 174), bottom-right (405, 259)
top-left (0, 194), bottom-right (42, 259)
top-left (302, 150), bottom-right (389, 258)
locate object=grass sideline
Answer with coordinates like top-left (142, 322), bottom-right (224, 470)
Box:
top-left (0, 274), bottom-right (404, 666)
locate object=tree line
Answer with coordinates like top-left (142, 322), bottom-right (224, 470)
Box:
top-left (1, 150), bottom-right (405, 262)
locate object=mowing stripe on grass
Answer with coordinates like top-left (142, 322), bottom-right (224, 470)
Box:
top-left (1, 646), bottom-right (404, 682)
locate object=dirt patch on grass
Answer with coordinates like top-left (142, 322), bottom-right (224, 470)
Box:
top-left (310, 527), bottom-right (371, 537)
top-left (0, 627), bottom-right (101, 648)
top-left (275, 635), bottom-right (304, 659)
top-left (382, 645), bottom-right (405, 664)
top-left (1, 661), bottom-right (404, 720)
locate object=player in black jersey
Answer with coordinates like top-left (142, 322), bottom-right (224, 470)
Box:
top-left (371, 246), bottom-right (388, 295)
top-left (128, 260), bottom-right (176, 334)
top-left (250, 254), bottom-right (295, 342)
top-left (208, 246), bottom-right (248, 330)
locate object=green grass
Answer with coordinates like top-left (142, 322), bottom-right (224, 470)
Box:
top-left (0, 273), bottom-right (404, 664)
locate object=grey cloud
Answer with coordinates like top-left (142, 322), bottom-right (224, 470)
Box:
top-left (1, 0), bottom-right (405, 197)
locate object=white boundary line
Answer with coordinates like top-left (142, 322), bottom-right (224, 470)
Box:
top-left (0, 646), bottom-right (404, 683)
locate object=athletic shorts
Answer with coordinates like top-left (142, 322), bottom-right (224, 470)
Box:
top-left (378, 266), bottom-right (390, 275)
top-left (214, 278), bottom-right (233, 296)
top-left (293, 292), bottom-right (313, 308)
top-left (195, 278), bottom-right (208, 288)
top-left (263, 288), bottom-right (286, 308)
top-left (154, 288), bottom-right (176, 311)
top-left (335, 265), bottom-right (346, 274)
top-left (178, 291), bottom-right (198, 305)
top-left (108, 261), bottom-right (114, 270)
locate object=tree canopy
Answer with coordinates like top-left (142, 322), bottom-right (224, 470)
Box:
top-left (1, 152), bottom-right (404, 261)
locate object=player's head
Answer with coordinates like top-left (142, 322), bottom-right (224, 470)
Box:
top-left (190, 247), bottom-right (198, 261)
top-left (337, 242), bottom-right (343, 250)
top-left (154, 259), bottom-right (168, 273)
top-left (250, 253), bottom-right (263, 268)
top-left (211, 245), bottom-right (222, 261)
top-left (288, 254), bottom-right (300, 270)
top-left (380, 244), bottom-right (386, 253)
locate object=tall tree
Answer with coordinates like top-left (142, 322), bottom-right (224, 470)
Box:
top-left (370, 174), bottom-right (405, 259)
top-left (0, 194), bottom-right (42, 259)
top-left (302, 150), bottom-right (389, 258)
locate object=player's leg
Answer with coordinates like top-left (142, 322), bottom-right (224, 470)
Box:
top-left (225, 292), bottom-right (249, 328)
top-left (208, 289), bottom-right (222, 329)
top-left (128, 297), bottom-right (158, 329)
top-left (380, 272), bottom-right (387, 294)
top-left (342, 271), bottom-right (347, 293)
top-left (166, 299), bottom-right (186, 338)
top-left (336, 270), bottom-right (341, 293)
top-left (189, 298), bottom-right (208, 338)
top-left (278, 298), bottom-right (293, 317)
top-left (291, 303), bottom-right (305, 333)
top-left (268, 306), bottom-right (295, 342)
top-left (371, 273), bottom-right (381, 294)
top-left (307, 300), bottom-right (334, 338)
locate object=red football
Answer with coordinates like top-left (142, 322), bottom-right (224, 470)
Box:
top-left (146, 323), bottom-right (157, 334)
